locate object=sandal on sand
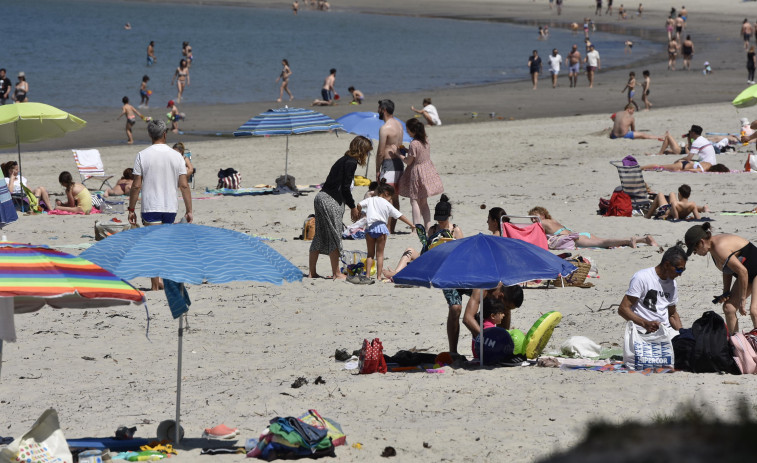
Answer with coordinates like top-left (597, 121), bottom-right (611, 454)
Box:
top-left (202, 424), bottom-right (239, 439)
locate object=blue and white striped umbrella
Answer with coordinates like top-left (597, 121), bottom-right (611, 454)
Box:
top-left (81, 223), bottom-right (302, 285)
top-left (234, 107), bottom-right (342, 178)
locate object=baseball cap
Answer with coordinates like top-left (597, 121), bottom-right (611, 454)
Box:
top-left (167, 100), bottom-right (175, 107)
top-left (684, 225), bottom-right (708, 255)
top-left (434, 200), bottom-right (452, 221)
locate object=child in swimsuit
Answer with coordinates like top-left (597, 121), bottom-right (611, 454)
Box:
top-left (620, 71), bottom-right (639, 111)
top-left (139, 75), bottom-right (150, 108)
top-left (472, 297), bottom-right (507, 360)
top-left (356, 183), bottom-right (415, 281)
top-left (118, 96), bottom-right (144, 145)
top-left (55, 171), bottom-right (93, 214)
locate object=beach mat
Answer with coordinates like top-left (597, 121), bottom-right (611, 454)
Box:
top-left (205, 187), bottom-right (274, 196)
top-left (67, 437), bottom-right (150, 451)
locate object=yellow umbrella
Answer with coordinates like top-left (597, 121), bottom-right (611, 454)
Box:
top-left (732, 85), bottom-right (757, 108)
top-left (0, 102), bottom-right (86, 183)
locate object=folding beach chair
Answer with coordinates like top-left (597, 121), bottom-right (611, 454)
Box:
top-left (609, 160), bottom-right (651, 214)
top-left (72, 149), bottom-right (114, 191)
top-left (500, 215), bottom-right (549, 250)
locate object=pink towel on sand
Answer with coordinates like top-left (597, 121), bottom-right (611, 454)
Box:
top-left (502, 222), bottom-right (549, 250)
top-left (47, 208), bottom-right (101, 216)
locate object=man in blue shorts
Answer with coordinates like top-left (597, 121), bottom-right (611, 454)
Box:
top-left (610, 103), bottom-right (661, 140)
top-left (128, 119), bottom-right (193, 290)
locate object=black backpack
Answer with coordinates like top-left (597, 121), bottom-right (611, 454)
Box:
top-left (672, 328), bottom-right (695, 371)
top-left (690, 311), bottom-right (741, 375)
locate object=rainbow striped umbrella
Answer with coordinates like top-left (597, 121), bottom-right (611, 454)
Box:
top-left (0, 242), bottom-right (144, 378)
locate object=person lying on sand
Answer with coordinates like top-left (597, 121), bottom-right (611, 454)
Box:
top-left (609, 103), bottom-right (661, 140)
top-left (641, 124), bottom-right (723, 172)
top-left (648, 130), bottom-right (738, 156)
top-left (618, 245), bottom-right (686, 333)
top-left (644, 184), bottom-right (709, 220)
top-left (529, 206), bottom-right (658, 249)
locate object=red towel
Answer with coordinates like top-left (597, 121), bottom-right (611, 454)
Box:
top-left (502, 223), bottom-right (548, 249)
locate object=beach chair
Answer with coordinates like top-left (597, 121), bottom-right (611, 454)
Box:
top-left (609, 160), bottom-right (651, 214)
top-left (500, 215), bottom-right (549, 250)
top-left (72, 149), bottom-right (114, 191)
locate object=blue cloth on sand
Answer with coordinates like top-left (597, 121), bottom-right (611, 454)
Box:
top-left (164, 279), bottom-right (191, 319)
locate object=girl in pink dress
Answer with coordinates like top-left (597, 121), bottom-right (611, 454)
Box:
top-left (397, 118), bottom-right (444, 230)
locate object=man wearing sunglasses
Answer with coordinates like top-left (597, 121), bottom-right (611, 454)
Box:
top-left (618, 246), bottom-right (687, 333)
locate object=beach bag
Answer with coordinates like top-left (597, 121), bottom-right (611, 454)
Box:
top-left (298, 410), bottom-right (346, 447)
top-left (0, 408), bottom-right (72, 463)
top-left (358, 338), bottom-right (387, 374)
top-left (421, 228), bottom-right (454, 254)
top-left (690, 311), bottom-right (740, 374)
top-left (91, 193), bottom-right (104, 210)
top-left (622, 321), bottom-right (675, 370)
top-left (745, 152), bottom-right (757, 172)
top-left (94, 220), bottom-right (135, 241)
top-left (217, 168), bottom-right (241, 189)
top-left (672, 328), bottom-right (696, 371)
top-left (604, 189), bottom-right (632, 217)
top-left (301, 214), bottom-right (316, 241)
top-left (731, 331), bottom-right (757, 374)
top-left (621, 155), bottom-right (638, 166)
top-left (547, 233), bottom-right (578, 251)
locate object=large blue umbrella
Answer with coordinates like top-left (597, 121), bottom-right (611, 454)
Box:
top-left (81, 223), bottom-right (302, 442)
top-left (336, 112), bottom-right (412, 144)
top-left (233, 107), bottom-right (342, 178)
top-left (392, 234), bottom-right (576, 365)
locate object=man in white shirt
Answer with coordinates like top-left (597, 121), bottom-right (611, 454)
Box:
top-left (411, 98), bottom-right (442, 126)
top-left (127, 120), bottom-right (193, 290)
top-left (548, 48), bottom-right (562, 88)
top-left (618, 246), bottom-right (686, 333)
top-left (584, 44), bottom-right (601, 88)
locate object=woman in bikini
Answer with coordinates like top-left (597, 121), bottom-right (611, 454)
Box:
top-left (528, 206), bottom-right (658, 249)
top-left (276, 59), bottom-right (293, 102)
top-left (104, 168), bottom-right (134, 197)
top-left (171, 59), bottom-right (190, 103)
top-left (685, 222), bottom-right (757, 333)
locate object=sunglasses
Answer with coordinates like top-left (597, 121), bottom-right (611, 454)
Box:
top-left (674, 265), bottom-right (686, 274)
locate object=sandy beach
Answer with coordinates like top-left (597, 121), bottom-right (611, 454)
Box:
top-left (3, 1), bottom-right (757, 462)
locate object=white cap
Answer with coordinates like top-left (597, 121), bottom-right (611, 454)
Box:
top-left (741, 117), bottom-right (750, 126)
top-left (704, 61), bottom-right (710, 66)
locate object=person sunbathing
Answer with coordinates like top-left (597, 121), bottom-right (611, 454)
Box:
top-left (104, 168), bottom-right (134, 197)
top-left (642, 124), bottom-right (719, 172)
top-left (609, 103), bottom-right (662, 140)
top-left (528, 206), bottom-right (658, 249)
top-left (645, 184), bottom-right (709, 220)
top-left (649, 130), bottom-right (738, 156)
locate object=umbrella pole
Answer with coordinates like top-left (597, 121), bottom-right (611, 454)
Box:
top-left (285, 135), bottom-right (289, 179)
top-left (15, 126), bottom-right (24, 213)
top-left (175, 315), bottom-right (184, 443)
top-left (479, 294), bottom-right (484, 367)
top-left (0, 340), bottom-right (3, 380)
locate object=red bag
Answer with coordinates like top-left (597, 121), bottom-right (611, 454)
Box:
top-left (358, 338), bottom-right (387, 374)
top-left (604, 190), bottom-right (632, 217)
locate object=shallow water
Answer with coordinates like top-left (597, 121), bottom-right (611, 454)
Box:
top-left (5, 0), bottom-right (658, 111)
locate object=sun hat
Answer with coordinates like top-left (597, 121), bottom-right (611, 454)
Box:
top-left (684, 224), bottom-right (708, 256)
top-left (741, 117), bottom-right (750, 126)
top-left (167, 100), bottom-right (175, 107)
top-left (17, 71), bottom-right (24, 77)
top-left (433, 199), bottom-right (452, 221)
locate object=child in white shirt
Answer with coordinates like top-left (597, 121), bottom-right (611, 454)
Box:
top-left (357, 184), bottom-right (415, 281)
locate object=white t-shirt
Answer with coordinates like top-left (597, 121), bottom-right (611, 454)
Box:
top-left (586, 50), bottom-right (600, 67)
top-left (625, 267), bottom-right (678, 331)
top-left (689, 135), bottom-right (716, 165)
top-left (548, 54), bottom-right (562, 72)
top-left (358, 196), bottom-right (402, 227)
top-left (423, 104), bottom-right (442, 126)
top-left (133, 143), bottom-right (187, 213)
top-left (4, 176), bottom-right (27, 194)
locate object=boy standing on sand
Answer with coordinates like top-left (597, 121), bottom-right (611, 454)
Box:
top-left (118, 96), bottom-right (144, 145)
top-left (620, 71), bottom-right (639, 111)
top-left (641, 70), bottom-right (652, 110)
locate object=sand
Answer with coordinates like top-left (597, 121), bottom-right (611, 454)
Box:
top-left (3, 1), bottom-right (757, 462)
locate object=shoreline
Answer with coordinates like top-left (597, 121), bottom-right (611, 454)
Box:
top-left (10, 0), bottom-right (751, 151)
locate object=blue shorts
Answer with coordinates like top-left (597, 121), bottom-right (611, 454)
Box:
top-left (142, 212), bottom-right (176, 225)
top-left (321, 89), bottom-right (332, 101)
top-left (367, 221), bottom-right (389, 238)
top-left (610, 131), bottom-right (634, 140)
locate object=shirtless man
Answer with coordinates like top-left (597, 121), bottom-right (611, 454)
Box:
top-left (146, 41), bottom-right (156, 66)
top-left (742, 19), bottom-right (754, 50)
top-left (376, 99), bottom-right (404, 233)
top-left (674, 14), bottom-right (685, 41)
top-left (566, 44), bottom-right (581, 88)
top-left (645, 184), bottom-right (709, 220)
top-left (610, 103), bottom-right (661, 140)
top-left (312, 68), bottom-right (336, 105)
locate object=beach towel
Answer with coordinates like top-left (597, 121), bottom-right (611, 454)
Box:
top-left (502, 222), bottom-right (548, 249)
top-left (164, 279), bottom-right (190, 319)
top-left (205, 187), bottom-right (273, 196)
top-left (47, 209), bottom-right (102, 216)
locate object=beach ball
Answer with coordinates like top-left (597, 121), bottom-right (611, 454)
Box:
top-left (147, 90), bottom-right (152, 95)
top-left (508, 329), bottom-right (526, 355)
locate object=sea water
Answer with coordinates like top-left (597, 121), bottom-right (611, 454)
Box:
top-left (6, 0), bottom-right (658, 112)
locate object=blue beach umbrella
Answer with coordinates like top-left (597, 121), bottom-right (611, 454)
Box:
top-left (234, 107), bottom-right (342, 178)
top-left (81, 223), bottom-right (302, 442)
top-left (336, 112), bottom-right (413, 144)
top-left (392, 234), bottom-right (576, 365)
